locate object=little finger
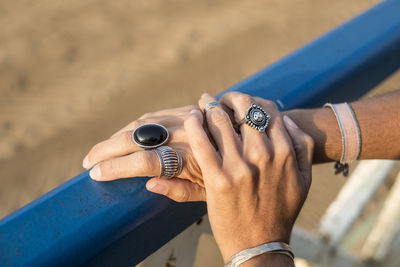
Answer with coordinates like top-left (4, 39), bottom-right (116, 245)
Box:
top-left (283, 115), bottom-right (314, 186)
top-left (146, 177), bottom-right (206, 202)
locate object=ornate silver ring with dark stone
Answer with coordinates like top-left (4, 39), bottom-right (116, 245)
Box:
top-left (234, 103), bottom-right (271, 132)
top-left (132, 123), bottom-right (169, 149)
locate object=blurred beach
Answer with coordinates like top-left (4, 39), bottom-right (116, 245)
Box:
top-left (1, 0), bottom-right (399, 265)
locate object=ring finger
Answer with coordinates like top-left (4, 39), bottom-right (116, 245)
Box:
top-left (84, 124), bottom-right (184, 169)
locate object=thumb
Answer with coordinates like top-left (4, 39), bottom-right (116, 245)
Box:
top-left (146, 177), bottom-right (206, 202)
top-left (283, 115), bottom-right (314, 179)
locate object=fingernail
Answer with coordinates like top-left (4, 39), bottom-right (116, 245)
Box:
top-left (190, 109), bottom-right (199, 114)
top-left (201, 93), bottom-right (210, 98)
top-left (89, 165), bottom-right (102, 180)
top-left (82, 155), bottom-right (90, 168)
top-left (283, 115), bottom-right (298, 129)
top-left (147, 182), bottom-right (168, 195)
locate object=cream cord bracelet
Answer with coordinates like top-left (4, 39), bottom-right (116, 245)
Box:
top-left (324, 102), bottom-right (362, 176)
top-left (224, 241), bottom-right (294, 267)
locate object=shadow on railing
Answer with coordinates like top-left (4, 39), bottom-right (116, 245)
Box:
top-left (1, 0), bottom-right (400, 266)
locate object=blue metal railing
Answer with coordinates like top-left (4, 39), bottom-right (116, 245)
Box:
top-left (1, 1), bottom-right (400, 266)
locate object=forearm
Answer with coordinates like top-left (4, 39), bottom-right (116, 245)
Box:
top-left (283, 90), bottom-right (400, 163)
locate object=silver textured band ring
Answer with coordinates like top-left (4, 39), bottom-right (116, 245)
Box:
top-left (154, 146), bottom-right (183, 178)
top-left (234, 103), bottom-right (271, 132)
top-left (203, 101), bottom-right (220, 113)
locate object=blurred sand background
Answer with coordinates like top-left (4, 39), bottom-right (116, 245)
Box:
top-left (1, 0), bottom-right (400, 265)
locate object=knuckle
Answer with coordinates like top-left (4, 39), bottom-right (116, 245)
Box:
top-left (99, 160), bottom-right (117, 177)
top-left (134, 118), bottom-right (152, 128)
top-left (214, 177), bottom-right (234, 193)
top-left (248, 147), bottom-right (270, 164)
top-left (170, 127), bottom-right (185, 142)
top-left (278, 141), bottom-right (292, 158)
top-left (122, 131), bottom-right (134, 146)
top-left (183, 115), bottom-right (194, 128)
top-left (174, 188), bottom-right (191, 202)
top-left (225, 91), bottom-right (244, 99)
top-left (139, 112), bottom-right (152, 119)
top-left (184, 115), bottom-right (198, 131)
top-left (233, 164), bottom-right (253, 183)
top-left (233, 94), bottom-right (253, 107)
top-left (262, 100), bottom-right (279, 112)
top-left (137, 152), bottom-right (156, 173)
top-left (186, 105), bottom-right (198, 111)
top-left (208, 108), bottom-right (228, 125)
top-left (127, 120), bottom-right (143, 130)
top-left (135, 119), bottom-right (148, 127)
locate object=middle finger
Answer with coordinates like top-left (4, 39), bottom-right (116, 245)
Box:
top-left (198, 94), bottom-right (242, 164)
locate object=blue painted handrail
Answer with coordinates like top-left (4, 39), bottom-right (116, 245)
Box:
top-left (1, 1), bottom-right (400, 266)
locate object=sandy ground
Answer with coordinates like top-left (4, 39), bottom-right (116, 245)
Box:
top-left (1, 0), bottom-right (400, 266)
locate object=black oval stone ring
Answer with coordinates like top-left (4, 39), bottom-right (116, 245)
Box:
top-left (132, 123), bottom-right (169, 149)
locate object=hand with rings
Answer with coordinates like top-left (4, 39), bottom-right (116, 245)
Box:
top-left (183, 92), bottom-right (314, 264)
top-left (83, 92), bottom-right (313, 265)
top-left (82, 105), bottom-right (206, 201)
top-left (83, 92), bottom-right (313, 206)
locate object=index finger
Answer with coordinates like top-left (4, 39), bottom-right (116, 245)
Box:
top-left (184, 109), bottom-right (221, 180)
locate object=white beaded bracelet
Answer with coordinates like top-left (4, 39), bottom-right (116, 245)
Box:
top-left (224, 242), bottom-right (294, 267)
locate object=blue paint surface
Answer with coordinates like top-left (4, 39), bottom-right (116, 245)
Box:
top-left (1, 0), bottom-right (400, 266)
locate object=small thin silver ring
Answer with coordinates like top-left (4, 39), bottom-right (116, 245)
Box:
top-left (153, 146), bottom-right (183, 178)
top-left (203, 102), bottom-right (220, 113)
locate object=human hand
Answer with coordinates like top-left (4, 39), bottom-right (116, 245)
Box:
top-left (182, 92), bottom-right (314, 262)
top-left (82, 105), bottom-right (207, 201)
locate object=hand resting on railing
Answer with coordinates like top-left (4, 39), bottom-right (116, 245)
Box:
top-left (83, 92), bottom-right (314, 266)
top-left (82, 90), bottom-right (399, 266)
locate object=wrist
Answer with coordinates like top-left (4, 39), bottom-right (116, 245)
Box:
top-left (240, 253), bottom-right (295, 267)
top-left (220, 234), bottom-right (291, 263)
top-left (283, 108), bottom-right (341, 163)
top-left (224, 241), bottom-right (294, 267)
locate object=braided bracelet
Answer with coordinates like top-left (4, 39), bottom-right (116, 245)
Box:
top-left (324, 102), bottom-right (361, 176)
